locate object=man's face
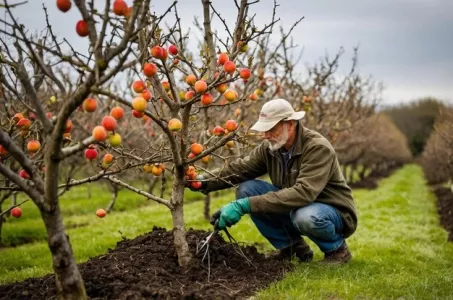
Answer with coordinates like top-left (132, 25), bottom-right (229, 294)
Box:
top-left (264, 121), bottom-right (290, 151)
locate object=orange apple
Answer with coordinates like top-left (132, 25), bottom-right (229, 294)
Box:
top-left (103, 153), bottom-right (113, 164)
top-left (150, 46), bottom-right (164, 59)
top-left (110, 107), bottom-right (124, 120)
top-left (218, 53), bottom-right (229, 65)
top-left (132, 97), bottom-right (147, 112)
top-left (11, 207), bottom-right (22, 218)
top-left (92, 126), bottom-right (107, 141)
top-left (143, 62), bottom-right (158, 77)
top-left (57, 0), bottom-right (71, 12)
top-left (201, 93), bottom-right (213, 105)
top-left (185, 74), bottom-right (197, 86)
top-left (234, 108), bottom-right (241, 117)
top-left (76, 20), bottom-right (89, 37)
top-left (83, 98), bottom-right (97, 112)
top-left (96, 208), bottom-right (106, 218)
top-left (141, 90), bottom-right (152, 101)
top-left (185, 90), bottom-right (195, 101)
top-left (216, 83), bottom-right (228, 93)
top-left (225, 120), bottom-right (238, 131)
top-left (143, 164), bottom-right (153, 173)
top-left (224, 89), bottom-right (238, 102)
top-left (190, 143), bottom-right (203, 155)
top-left (201, 155), bottom-right (211, 164)
top-left (27, 140), bottom-right (41, 153)
top-left (63, 119), bottom-right (73, 133)
top-left (162, 81), bottom-right (170, 91)
top-left (194, 80), bottom-right (208, 94)
top-left (112, 0), bottom-right (128, 16)
top-left (249, 93), bottom-right (258, 101)
top-left (151, 165), bottom-right (163, 176)
top-left (132, 80), bottom-right (146, 93)
top-left (223, 61), bottom-right (236, 74)
top-left (102, 116), bottom-right (117, 131)
top-left (168, 118), bottom-right (182, 132)
top-left (12, 113), bottom-right (24, 123)
top-left (240, 68), bottom-right (251, 80)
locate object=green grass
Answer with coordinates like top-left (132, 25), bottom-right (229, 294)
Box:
top-left (1, 165), bottom-right (453, 299)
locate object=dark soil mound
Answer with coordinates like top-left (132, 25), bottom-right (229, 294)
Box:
top-left (0, 227), bottom-right (293, 299)
top-left (349, 166), bottom-right (400, 190)
top-left (434, 187), bottom-right (453, 241)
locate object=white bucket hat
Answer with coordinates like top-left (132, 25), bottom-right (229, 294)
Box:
top-left (250, 98), bottom-right (305, 132)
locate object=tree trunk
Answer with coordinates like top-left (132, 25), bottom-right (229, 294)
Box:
top-left (203, 193), bottom-right (211, 220)
top-left (170, 178), bottom-right (192, 269)
top-left (41, 206), bottom-right (86, 299)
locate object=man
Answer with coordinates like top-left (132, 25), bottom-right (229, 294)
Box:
top-left (192, 98), bottom-right (357, 264)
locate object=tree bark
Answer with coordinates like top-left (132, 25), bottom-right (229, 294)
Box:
top-left (41, 206), bottom-right (87, 299)
top-left (170, 177), bottom-right (192, 269)
top-left (203, 193), bottom-right (211, 220)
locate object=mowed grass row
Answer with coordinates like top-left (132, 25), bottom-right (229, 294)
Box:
top-left (1, 165), bottom-right (453, 299)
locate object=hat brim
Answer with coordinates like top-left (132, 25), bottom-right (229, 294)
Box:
top-left (250, 111), bottom-right (306, 132)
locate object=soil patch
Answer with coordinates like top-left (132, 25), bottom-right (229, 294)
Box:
top-left (434, 187), bottom-right (453, 241)
top-left (0, 227), bottom-right (293, 299)
top-left (349, 166), bottom-right (400, 190)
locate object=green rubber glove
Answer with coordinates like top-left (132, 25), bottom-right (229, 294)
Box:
top-left (216, 197), bottom-right (251, 230)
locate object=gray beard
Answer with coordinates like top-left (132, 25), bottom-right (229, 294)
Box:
top-left (267, 124), bottom-right (289, 151)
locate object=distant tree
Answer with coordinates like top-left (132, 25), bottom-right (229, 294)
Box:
top-left (383, 98), bottom-right (447, 156)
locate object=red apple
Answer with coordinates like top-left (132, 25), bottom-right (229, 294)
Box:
top-left (132, 110), bottom-right (144, 118)
top-left (212, 126), bottom-right (225, 136)
top-left (102, 116), bottom-right (117, 131)
top-left (56, 0), bottom-right (71, 12)
top-left (85, 146), bottom-right (98, 160)
top-left (201, 93), bottom-right (213, 105)
top-left (141, 90), bottom-right (152, 101)
top-left (218, 53), bottom-right (229, 65)
top-left (17, 118), bottom-right (31, 129)
top-left (19, 170), bottom-right (30, 179)
top-left (143, 62), bottom-right (157, 77)
top-left (11, 207), bottom-right (22, 218)
top-left (168, 44), bottom-right (178, 56)
top-left (76, 20), bottom-right (89, 37)
top-left (0, 145), bottom-right (8, 156)
top-left (240, 68), bottom-right (251, 80)
top-left (150, 46), bottom-right (164, 59)
top-left (132, 80), bottom-right (146, 93)
top-left (96, 209), bottom-right (106, 218)
top-left (112, 0), bottom-right (128, 16)
top-left (12, 113), bottom-right (24, 123)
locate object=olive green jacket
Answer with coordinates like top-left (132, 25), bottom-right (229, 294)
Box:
top-left (203, 121), bottom-right (357, 238)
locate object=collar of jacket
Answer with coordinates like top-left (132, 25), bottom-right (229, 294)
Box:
top-left (267, 120), bottom-right (305, 157)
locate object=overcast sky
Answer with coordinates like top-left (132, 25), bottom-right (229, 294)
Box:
top-left (2, 0), bottom-right (452, 106)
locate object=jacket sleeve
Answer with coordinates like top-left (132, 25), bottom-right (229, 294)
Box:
top-left (248, 144), bottom-right (336, 213)
top-left (202, 141), bottom-right (268, 193)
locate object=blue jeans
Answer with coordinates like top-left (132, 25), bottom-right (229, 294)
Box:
top-left (236, 179), bottom-right (345, 253)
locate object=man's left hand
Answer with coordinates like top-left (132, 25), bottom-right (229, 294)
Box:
top-left (211, 197), bottom-right (251, 230)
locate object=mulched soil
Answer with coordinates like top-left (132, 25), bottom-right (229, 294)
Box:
top-left (0, 227), bottom-right (293, 300)
top-left (434, 187), bottom-right (453, 241)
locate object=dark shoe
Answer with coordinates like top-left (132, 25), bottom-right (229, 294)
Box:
top-left (269, 239), bottom-right (314, 262)
top-left (322, 241), bottom-right (352, 264)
